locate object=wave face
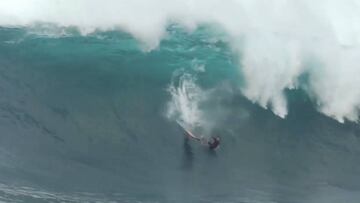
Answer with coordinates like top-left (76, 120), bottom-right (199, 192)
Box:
top-left (1, 0), bottom-right (360, 121)
top-left (0, 6), bottom-right (360, 203)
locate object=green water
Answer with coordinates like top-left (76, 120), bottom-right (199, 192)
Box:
top-left (0, 26), bottom-right (359, 203)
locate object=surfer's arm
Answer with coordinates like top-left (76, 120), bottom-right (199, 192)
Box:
top-left (200, 137), bottom-right (208, 145)
top-left (193, 136), bottom-right (201, 141)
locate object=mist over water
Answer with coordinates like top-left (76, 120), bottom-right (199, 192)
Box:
top-left (0, 1), bottom-right (360, 203)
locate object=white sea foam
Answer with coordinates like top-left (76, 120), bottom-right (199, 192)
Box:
top-left (1, 0), bottom-right (360, 122)
top-left (167, 70), bottom-right (207, 132)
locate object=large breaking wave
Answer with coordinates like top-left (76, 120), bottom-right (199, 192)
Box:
top-left (1, 0), bottom-right (360, 122)
top-left (1, 4), bottom-right (360, 202)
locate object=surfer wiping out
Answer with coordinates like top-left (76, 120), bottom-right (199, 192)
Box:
top-left (184, 130), bottom-right (220, 150)
top-left (178, 121), bottom-right (220, 150)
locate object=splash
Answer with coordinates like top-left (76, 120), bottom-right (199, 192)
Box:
top-left (166, 70), bottom-right (207, 132)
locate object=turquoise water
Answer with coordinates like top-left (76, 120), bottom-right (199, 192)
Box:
top-left (0, 26), bottom-right (360, 203)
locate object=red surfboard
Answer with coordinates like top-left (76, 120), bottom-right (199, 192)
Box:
top-left (176, 121), bottom-right (201, 141)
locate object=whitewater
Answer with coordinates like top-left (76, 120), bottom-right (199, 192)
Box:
top-left (0, 1), bottom-right (360, 202)
top-left (1, 0), bottom-right (360, 122)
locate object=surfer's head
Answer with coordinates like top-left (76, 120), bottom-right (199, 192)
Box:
top-left (210, 136), bottom-right (220, 143)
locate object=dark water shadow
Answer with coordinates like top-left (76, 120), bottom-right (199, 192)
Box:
top-left (182, 137), bottom-right (194, 170)
top-left (207, 148), bottom-right (217, 158)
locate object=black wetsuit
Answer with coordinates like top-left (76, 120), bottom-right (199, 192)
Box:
top-left (208, 138), bottom-right (220, 149)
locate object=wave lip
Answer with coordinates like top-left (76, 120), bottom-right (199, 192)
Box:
top-left (1, 0), bottom-right (360, 122)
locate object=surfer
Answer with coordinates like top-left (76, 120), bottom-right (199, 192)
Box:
top-left (184, 130), bottom-right (220, 150)
top-left (177, 121), bottom-right (220, 150)
top-left (207, 136), bottom-right (220, 150)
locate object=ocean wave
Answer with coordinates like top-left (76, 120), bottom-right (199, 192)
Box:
top-left (1, 1), bottom-right (360, 122)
